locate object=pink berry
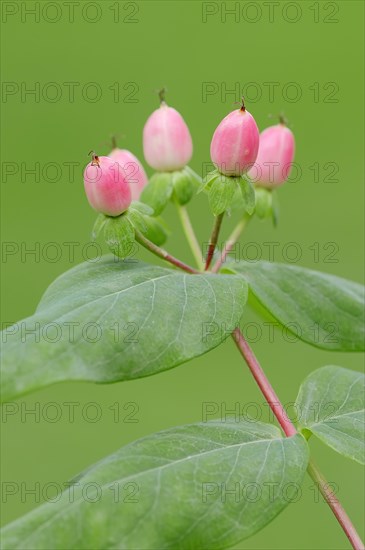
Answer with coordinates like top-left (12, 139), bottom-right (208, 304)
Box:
top-left (84, 153), bottom-right (132, 217)
top-left (210, 102), bottom-right (259, 177)
top-left (109, 148), bottom-right (148, 201)
top-left (248, 123), bottom-right (295, 188)
top-left (143, 101), bottom-right (193, 171)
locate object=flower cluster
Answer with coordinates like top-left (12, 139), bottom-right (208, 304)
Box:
top-left (83, 92), bottom-right (296, 260)
top-left (83, 93), bottom-right (295, 220)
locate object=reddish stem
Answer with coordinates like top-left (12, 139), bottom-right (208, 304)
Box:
top-left (205, 213), bottom-right (224, 270)
top-left (135, 230), bottom-right (199, 274)
top-left (211, 241), bottom-right (233, 274)
top-left (307, 460), bottom-right (365, 550)
top-left (211, 215), bottom-right (249, 273)
top-left (232, 327), bottom-right (364, 550)
top-left (232, 328), bottom-right (296, 436)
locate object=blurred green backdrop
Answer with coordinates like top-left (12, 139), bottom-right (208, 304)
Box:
top-left (1, 1), bottom-right (364, 548)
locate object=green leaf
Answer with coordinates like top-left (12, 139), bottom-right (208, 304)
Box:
top-left (209, 175), bottom-right (238, 216)
top-left (140, 172), bottom-right (173, 216)
top-left (172, 170), bottom-right (195, 205)
top-left (230, 261), bottom-right (365, 351)
top-left (0, 257), bottom-right (248, 402)
top-left (296, 365), bottom-right (365, 464)
top-left (103, 215), bottom-right (135, 259)
top-left (238, 175), bottom-right (256, 215)
top-left (0, 420), bottom-right (308, 549)
top-left (91, 213), bottom-right (107, 241)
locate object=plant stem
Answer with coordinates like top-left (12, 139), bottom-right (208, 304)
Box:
top-left (205, 212), bottom-right (224, 270)
top-left (307, 460), bottom-right (364, 550)
top-left (211, 214), bottom-right (250, 273)
top-left (174, 202), bottom-right (204, 269)
top-left (232, 328), bottom-right (296, 437)
top-left (232, 327), bottom-right (364, 550)
top-left (135, 230), bottom-right (199, 274)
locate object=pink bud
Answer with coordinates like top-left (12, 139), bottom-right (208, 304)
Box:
top-left (109, 148), bottom-right (148, 201)
top-left (210, 105), bottom-right (259, 177)
top-left (84, 154), bottom-right (132, 217)
top-left (248, 124), bottom-right (295, 188)
top-left (143, 103), bottom-right (193, 171)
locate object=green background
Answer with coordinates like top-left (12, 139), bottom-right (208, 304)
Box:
top-left (1, 1), bottom-right (364, 548)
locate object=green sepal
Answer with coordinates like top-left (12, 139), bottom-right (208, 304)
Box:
top-left (208, 174), bottom-right (240, 216)
top-left (129, 211), bottom-right (169, 246)
top-left (126, 203), bottom-right (169, 246)
top-left (103, 214), bottom-right (135, 259)
top-left (126, 207), bottom-right (148, 234)
top-left (197, 169), bottom-right (220, 194)
top-left (91, 213), bottom-right (107, 241)
top-left (129, 200), bottom-right (154, 216)
top-left (184, 165), bottom-right (202, 186)
top-left (200, 171), bottom-right (256, 217)
top-left (141, 216), bottom-right (169, 246)
top-left (141, 167), bottom-right (201, 212)
top-left (238, 175), bottom-right (256, 215)
top-left (271, 191), bottom-right (280, 227)
top-left (255, 187), bottom-right (273, 219)
top-left (172, 169), bottom-right (195, 205)
top-left (140, 172), bottom-right (174, 216)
